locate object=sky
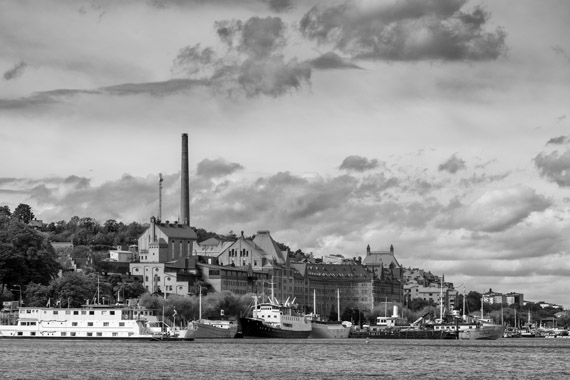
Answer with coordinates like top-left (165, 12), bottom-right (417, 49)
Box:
top-left (1, 0), bottom-right (570, 306)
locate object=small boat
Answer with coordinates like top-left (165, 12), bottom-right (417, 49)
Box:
top-left (187, 288), bottom-right (238, 339)
top-left (503, 327), bottom-right (522, 338)
top-left (457, 319), bottom-right (505, 340)
top-left (308, 319), bottom-right (351, 339)
top-left (188, 318), bottom-right (238, 339)
top-left (307, 290), bottom-right (351, 339)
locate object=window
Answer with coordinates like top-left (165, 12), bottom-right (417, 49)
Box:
top-left (87, 333), bottom-right (93, 337)
top-left (97, 332), bottom-right (103, 337)
top-left (119, 322), bottom-right (125, 327)
top-left (72, 322), bottom-right (78, 327)
top-left (87, 322), bottom-right (93, 326)
top-left (103, 322), bottom-right (109, 327)
top-left (89, 311), bottom-right (95, 315)
top-left (110, 311), bottom-right (115, 316)
top-left (74, 311), bottom-right (79, 315)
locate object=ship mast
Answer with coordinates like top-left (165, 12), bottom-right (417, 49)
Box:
top-left (313, 289), bottom-right (316, 316)
top-left (337, 289), bottom-right (340, 322)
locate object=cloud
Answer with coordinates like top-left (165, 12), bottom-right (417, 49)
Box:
top-left (0, 79), bottom-right (206, 112)
top-left (438, 154), bottom-right (466, 174)
top-left (171, 16), bottom-right (312, 97)
top-left (339, 155), bottom-right (379, 172)
top-left (535, 149), bottom-right (570, 187)
top-left (3, 61), bottom-right (27, 80)
top-left (307, 52), bottom-right (362, 70)
top-left (196, 158), bottom-right (244, 179)
top-left (552, 45), bottom-right (570, 63)
top-left (546, 136), bottom-right (570, 145)
top-left (147, 0), bottom-right (293, 13)
top-left (441, 187), bottom-right (551, 233)
top-left (299, 0), bottom-right (507, 61)
top-left (237, 56), bottom-right (311, 97)
top-left (235, 17), bottom-right (287, 59)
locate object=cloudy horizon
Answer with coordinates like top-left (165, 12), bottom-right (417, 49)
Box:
top-left (1, 0), bottom-right (569, 306)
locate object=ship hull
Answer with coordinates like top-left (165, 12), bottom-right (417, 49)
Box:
top-left (239, 317), bottom-right (311, 339)
top-left (309, 322), bottom-right (351, 339)
top-left (458, 325), bottom-right (505, 340)
top-left (351, 329), bottom-right (451, 339)
top-left (191, 321), bottom-right (238, 339)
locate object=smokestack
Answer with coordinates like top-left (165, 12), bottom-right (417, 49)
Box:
top-left (180, 133), bottom-right (190, 226)
top-left (158, 173), bottom-right (163, 222)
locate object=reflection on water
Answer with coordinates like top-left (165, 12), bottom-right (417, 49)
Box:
top-left (1, 339), bottom-right (569, 380)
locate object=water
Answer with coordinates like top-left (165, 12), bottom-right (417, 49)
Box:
top-left (1, 338), bottom-right (569, 379)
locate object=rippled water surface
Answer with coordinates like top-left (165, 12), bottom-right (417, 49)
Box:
top-left (2, 338), bottom-right (569, 379)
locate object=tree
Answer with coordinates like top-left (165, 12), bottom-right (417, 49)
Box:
top-left (0, 205), bottom-right (10, 218)
top-left (12, 203), bottom-right (35, 224)
top-left (104, 219), bottom-right (119, 233)
top-left (24, 282), bottom-right (50, 307)
top-left (0, 219), bottom-right (60, 292)
top-left (49, 272), bottom-right (100, 307)
top-left (123, 282), bottom-right (146, 300)
top-left (409, 298), bottom-right (432, 312)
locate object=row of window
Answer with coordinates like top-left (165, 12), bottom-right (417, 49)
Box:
top-left (17, 332), bottom-right (133, 337)
top-left (228, 249), bottom-right (249, 257)
top-left (23, 310), bottom-right (118, 316)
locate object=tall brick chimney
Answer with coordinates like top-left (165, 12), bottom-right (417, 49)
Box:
top-left (180, 133), bottom-right (190, 226)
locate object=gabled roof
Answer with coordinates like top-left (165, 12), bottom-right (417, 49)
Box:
top-left (222, 237), bottom-right (269, 259)
top-left (253, 230), bottom-right (286, 264)
top-left (156, 224), bottom-right (197, 239)
top-left (194, 239), bottom-right (233, 256)
top-left (199, 237), bottom-right (221, 246)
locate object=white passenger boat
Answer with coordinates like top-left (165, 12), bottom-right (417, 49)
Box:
top-left (0, 303), bottom-right (192, 340)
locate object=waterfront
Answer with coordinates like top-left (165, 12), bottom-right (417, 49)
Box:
top-left (1, 339), bottom-right (569, 379)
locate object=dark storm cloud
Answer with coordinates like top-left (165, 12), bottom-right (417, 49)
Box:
top-left (196, 158), bottom-right (244, 179)
top-left (535, 150), bottom-right (570, 187)
top-left (307, 52), bottom-right (362, 70)
top-left (339, 155), bottom-right (379, 172)
top-left (438, 154), bottom-right (466, 174)
top-left (3, 61), bottom-right (27, 80)
top-left (299, 0), bottom-right (507, 61)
